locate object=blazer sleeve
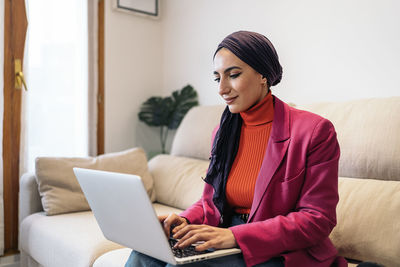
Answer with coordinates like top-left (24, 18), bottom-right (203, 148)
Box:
top-left (179, 198), bottom-right (205, 224)
top-left (230, 118), bottom-right (340, 264)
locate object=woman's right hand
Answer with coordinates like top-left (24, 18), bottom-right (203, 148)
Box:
top-left (158, 213), bottom-right (189, 238)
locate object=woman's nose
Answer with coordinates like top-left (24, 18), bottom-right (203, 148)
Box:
top-left (218, 78), bottom-right (230, 96)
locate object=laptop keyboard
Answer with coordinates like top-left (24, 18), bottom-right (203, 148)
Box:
top-left (169, 238), bottom-right (213, 258)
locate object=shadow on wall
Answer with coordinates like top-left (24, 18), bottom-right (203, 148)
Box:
top-left (135, 121), bottom-right (176, 159)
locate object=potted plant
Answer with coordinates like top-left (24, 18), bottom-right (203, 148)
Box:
top-left (138, 84), bottom-right (199, 154)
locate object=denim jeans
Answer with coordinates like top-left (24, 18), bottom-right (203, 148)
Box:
top-left (125, 251), bottom-right (284, 267)
top-left (124, 214), bottom-right (284, 267)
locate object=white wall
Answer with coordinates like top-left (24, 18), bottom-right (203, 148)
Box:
top-left (161, 0), bottom-right (400, 105)
top-left (105, 0), bottom-right (400, 154)
top-left (105, 1), bottom-right (163, 153)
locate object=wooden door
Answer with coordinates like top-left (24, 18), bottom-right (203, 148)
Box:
top-left (3, 0), bottom-right (28, 254)
top-left (98, 0), bottom-right (105, 155)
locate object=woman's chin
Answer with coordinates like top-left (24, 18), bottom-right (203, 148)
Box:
top-left (227, 105), bottom-right (241, 114)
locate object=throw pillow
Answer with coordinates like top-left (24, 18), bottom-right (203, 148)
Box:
top-left (35, 147), bottom-right (155, 215)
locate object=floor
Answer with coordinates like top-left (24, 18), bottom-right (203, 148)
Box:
top-left (0, 254), bottom-right (19, 267)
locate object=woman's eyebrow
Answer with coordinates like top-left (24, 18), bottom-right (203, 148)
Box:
top-left (213, 66), bottom-right (242, 75)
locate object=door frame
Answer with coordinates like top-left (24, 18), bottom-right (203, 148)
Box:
top-left (97, 0), bottom-right (104, 155)
top-left (2, 0), bottom-right (28, 254)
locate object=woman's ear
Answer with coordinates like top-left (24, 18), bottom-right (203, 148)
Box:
top-left (261, 76), bottom-right (268, 85)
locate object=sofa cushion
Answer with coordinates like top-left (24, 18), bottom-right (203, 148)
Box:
top-left (299, 97), bottom-right (400, 181)
top-left (149, 154), bottom-right (209, 210)
top-left (170, 105), bottom-right (224, 160)
top-left (35, 147), bottom-right (155, 215)
top-left (20, 211), bottom-right (124, 267)
top-left (152, 202), bottom-right (184, 215)
top-left (20, 203), bottom-right (183, 267)
top-left (330, 177), bottom-right (400, 266)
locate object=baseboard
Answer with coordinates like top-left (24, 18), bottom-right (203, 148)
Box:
top-left (0, 254), bottom-right (20, 267)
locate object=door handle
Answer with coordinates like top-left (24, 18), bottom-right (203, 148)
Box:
top-left (15, 59), bottom-right (28, 91)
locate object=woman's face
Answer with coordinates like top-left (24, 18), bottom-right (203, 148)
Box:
top-left (213, 48), bottom-right (267, 113)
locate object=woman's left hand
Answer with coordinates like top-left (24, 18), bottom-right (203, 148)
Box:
top-left (172, 224), bottom-right (237, 251)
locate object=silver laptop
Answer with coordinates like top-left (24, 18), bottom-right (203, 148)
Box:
top-left (73, 168), bottom-right (241, 265)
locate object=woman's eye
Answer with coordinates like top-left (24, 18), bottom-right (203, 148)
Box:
top-left (230, 73), bottom-right (241, 79)
top-left (214, 77), bottom-right (220, 83)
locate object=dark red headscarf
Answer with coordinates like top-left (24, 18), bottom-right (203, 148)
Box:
top-left (214, 30), bottom-right (282, 87)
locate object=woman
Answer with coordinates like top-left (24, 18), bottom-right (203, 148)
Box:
top-left (126, 31), bottom-right (347, 267)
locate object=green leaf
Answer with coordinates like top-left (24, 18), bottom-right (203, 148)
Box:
top-left (138, 96), bottom-right (174, 127)
top-left (138, 84), bottom-right (199, 152)
top-left (168, 85), bottom-right (199, 129)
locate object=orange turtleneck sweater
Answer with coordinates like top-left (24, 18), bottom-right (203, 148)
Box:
top-left (226, 92), bottom-right (274, 214)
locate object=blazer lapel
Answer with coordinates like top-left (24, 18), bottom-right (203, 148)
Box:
top-left (249, 96), bottom-right (290, 222)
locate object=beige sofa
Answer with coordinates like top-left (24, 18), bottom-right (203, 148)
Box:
top-left (19, 97), bottom-right (400, 267)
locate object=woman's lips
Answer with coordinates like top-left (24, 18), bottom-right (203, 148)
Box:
top-left (224, 96), bottom-right (238, 105)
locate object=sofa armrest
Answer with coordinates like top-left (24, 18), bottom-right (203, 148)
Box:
top-left (19, 172), bottom-right (43, 225)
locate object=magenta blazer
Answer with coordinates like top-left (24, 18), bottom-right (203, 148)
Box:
top-left (180, 96), bottom-right (347, 267)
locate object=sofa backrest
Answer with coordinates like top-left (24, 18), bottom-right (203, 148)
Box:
top-left (170, 105), bottom-right (225, 160)
top-left (299, 96), bottom-right (400, 181)
top-left (171, 97), bottom-right (400, 181)
top-left (151, 105), bottom-right (224, 210)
